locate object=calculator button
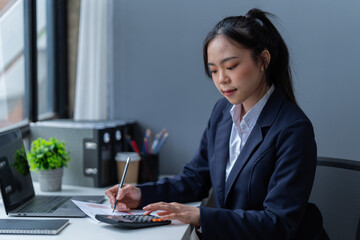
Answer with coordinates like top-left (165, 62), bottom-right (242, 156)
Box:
top-left (152, 219), bottom-right (164, 222)
top-left (95, 214), bottom-right (171, 228)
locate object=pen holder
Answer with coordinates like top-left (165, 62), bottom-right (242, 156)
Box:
top-left (115, 152), bottom-right (141, 184)
top-left (138, 154), bottom-right (159, 183)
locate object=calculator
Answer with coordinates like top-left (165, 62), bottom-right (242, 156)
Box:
top-left (95, 214), bottom-right (171, 229)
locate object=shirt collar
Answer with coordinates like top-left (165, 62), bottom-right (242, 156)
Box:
top-left (230, 85), bottom-right (275, 130)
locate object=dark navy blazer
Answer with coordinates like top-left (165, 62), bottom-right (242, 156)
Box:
top-left (139, 88), bottom-right (327, 239)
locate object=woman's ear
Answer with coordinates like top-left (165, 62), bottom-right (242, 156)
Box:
top-left (259, 50), bottom-right (271, 69)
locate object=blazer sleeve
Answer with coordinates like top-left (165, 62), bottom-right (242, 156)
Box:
top-left (200, 119), bottom-right (317, 240)
top-left (136, 100), bottom-right (225, 207)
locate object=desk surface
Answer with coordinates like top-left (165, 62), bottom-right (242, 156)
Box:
top-left (0, 183), bottom-right (197, 240)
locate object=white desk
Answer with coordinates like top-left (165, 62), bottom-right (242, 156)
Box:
top-left (0, 183), bottom-right (197, 240)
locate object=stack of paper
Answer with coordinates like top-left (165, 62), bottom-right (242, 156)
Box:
top-left (72, 200), bottom-right (153, 223)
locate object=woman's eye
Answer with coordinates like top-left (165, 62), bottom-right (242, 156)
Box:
top-left (209, 70), bottom-right (217, 74)
top-left (227, 64), bottom-right (238, 70)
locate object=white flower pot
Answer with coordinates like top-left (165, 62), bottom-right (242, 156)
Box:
top-left (39, 168), bottom-right (63, 192)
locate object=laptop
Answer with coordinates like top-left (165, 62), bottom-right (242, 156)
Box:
top-left (0, 129), bottom-right (104, 217)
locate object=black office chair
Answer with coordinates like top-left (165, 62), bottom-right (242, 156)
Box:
top-left (309, 157), bottom-right (360, 240)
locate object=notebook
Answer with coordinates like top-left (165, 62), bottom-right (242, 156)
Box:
top-left (0, 129), bottom-right (104, 217)
top-left (0, 219), bottom-right (69, 235)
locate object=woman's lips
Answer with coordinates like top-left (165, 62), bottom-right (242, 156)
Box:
top-left (223, 89), bottom-right (236, 96)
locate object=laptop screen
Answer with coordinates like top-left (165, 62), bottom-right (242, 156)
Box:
top-left (0, 129), bottom-right (35, 213)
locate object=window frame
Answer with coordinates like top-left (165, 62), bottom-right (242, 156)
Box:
top-left (46, 0), bottom-right (68, 119)
top-left (1, 0), bottom-right (69, 136)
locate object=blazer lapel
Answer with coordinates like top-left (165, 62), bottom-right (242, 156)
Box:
top-left (224, 88), bottom-right (285, 203)
top-left (212, 105), bottom-right (232, 207)
top-left (224, 124), bottom-right (263, 201)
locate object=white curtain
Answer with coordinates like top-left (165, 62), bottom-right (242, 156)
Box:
top-left (74, 0), bottom-right (112, 120)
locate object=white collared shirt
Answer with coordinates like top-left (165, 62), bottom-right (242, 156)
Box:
top-left (225, 85), bottom-right (275, 181)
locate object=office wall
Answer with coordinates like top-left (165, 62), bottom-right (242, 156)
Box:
top-left (111, 0), bottom-right (360, 174)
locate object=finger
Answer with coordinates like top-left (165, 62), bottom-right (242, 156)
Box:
top-left (113, 202), bottom-right (129, 212)
top-left (117, 202), bottom-right (129, 210)
top-left (115, 188), bottom-right (128, 201)
top-left (144, 210), bottom-right (152, 215)
top-left (115, 185), bottom-right (134, 200)
top-left (157, 213), bottom-right (177, 220)
top-left (156, 211), bottom-right (171, 216)
top-left (143, 205), bottom-right (160, 212)
top-left (105, 185), bottom-right (119, 202)
top-left (106, 184), bottom-right (119, 194)
top-left (143, 202), bottom-right (175, 212)
top-left (105, 192), bottom-right (115, 204)
top-left (158, 203), bottom-right (180, 212)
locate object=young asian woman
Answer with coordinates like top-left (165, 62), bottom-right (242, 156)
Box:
top-left (105, 8), bottom-right (329, 240)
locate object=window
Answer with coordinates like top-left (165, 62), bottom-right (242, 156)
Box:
top-left (37, 0), bottom-right (54, 119)
top-left (0, 0), bottom-right (68, 133)
top-left (0, 0), bottom-right (27, 129)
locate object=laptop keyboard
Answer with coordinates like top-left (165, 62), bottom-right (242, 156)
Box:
top-left (17, 196), bottom-right (71, 213)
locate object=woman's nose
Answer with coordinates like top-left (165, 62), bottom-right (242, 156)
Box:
top-left (218, 70), bottom-right (229, 84)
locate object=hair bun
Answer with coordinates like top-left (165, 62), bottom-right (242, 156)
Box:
top-left (245, 8), bottom-right (273, 27)
top-left (246, 8), bottom-right (265, 19)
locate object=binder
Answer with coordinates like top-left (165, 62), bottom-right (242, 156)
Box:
top-left (0, 219), bottom-right (69, 235)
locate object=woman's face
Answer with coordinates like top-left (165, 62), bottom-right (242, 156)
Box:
top-left (207, 35), bottom-right (268, 110)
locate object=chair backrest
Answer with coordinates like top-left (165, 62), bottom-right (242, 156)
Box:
top-left (309, 157), bottom-right (360, 240)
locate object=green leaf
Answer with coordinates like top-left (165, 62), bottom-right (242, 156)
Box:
top-left (27, 137), bottom-right (71, 171)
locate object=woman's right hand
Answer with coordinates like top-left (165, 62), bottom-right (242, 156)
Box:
top-left (104, 184), bottom-right (142, 211)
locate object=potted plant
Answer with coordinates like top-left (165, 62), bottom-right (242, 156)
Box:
top-left (27, 137), bottom-right (71, 192)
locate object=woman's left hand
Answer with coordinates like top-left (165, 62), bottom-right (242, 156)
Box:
top-left (143, 202), bottom-right (200, 226)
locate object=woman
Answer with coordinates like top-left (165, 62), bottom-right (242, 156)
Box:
top-left (105, 8), bottom-right (328, 239)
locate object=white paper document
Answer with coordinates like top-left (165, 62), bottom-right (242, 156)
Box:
top-left (72, 200), bottom-right (151, 222)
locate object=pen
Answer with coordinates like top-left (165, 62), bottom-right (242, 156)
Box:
top-left (154, 132), bottom-right (169, 154)
top-left (151, 129), bottom-right (166, 153)
top-left (112, 156), bottom-right (131, 213)
top-left (131, 140), bottom-right (140, 153)
top-left (146, 129), bottom-right (152, 152)
top-left (125, 135), bottom-right (135, 152)
top-left (125, 134), bottom-right (140, 153)
top-left (143, 137), bottom-right (148, 154)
